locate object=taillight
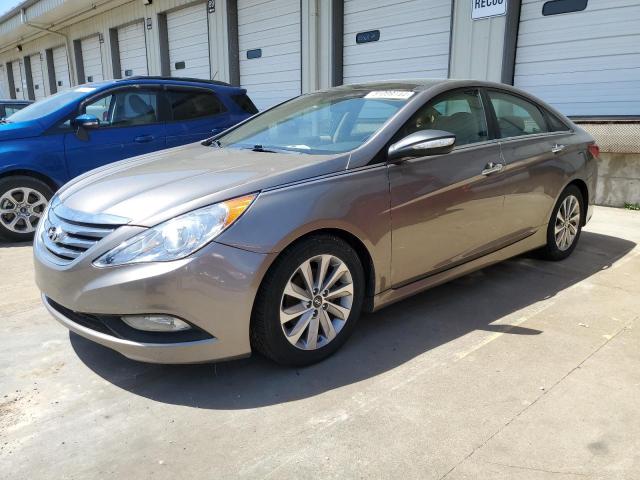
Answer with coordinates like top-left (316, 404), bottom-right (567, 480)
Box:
top-left (588, 144), bottom-right (600, 158)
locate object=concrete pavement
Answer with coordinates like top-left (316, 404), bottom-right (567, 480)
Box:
top-left (1, 206), bottom-right (639, 479)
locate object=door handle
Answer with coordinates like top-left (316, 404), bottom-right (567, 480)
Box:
top-left (134, 135), bottom-right (154, 143)
top-left (482, 162), bottom-right (504, 176)
top-left (551, 144), bottom-right (566, 154)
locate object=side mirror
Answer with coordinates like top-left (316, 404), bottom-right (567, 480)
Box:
top-left (73, 113), bottom-right (100, 130)
top-left (388, 129), bottom-right (456, 162)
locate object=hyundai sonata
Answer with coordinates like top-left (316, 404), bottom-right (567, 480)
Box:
top-left (34, 80), bottom-right (598, 366)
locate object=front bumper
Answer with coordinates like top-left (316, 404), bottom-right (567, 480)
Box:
top-left (34, 230), bottom-right (276, 364)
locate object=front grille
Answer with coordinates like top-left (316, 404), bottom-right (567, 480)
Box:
top-left (40, 207), bottom-right (120, 264)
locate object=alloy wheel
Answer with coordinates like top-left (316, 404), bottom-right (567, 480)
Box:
top-left (0, 187), bottom-right (48, 234)
top-left (280, 254), bottom-right (354, 350)
top-left (554, 194), bottom-right (580, 251)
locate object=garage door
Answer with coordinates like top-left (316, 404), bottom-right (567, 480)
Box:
top-left (514, 0), bottom-right (640, 116)
top-left (81, 35), bottom-right (104, 83)
top-left (343, 0), bottom-right (452, 84)
top-left (167, 4), bottom-right (210, 79)
top-left (237, 0), bottom-right (302, 110)
top-left (52, 45), bottom-right (71, 92)
top-left (0, 65), bottom-right (9, 98)
top-left (11, 60), bottom-right (26, 100)
top-left (30, 53), bottom-right (46, 100)
top-left (117, 21), bottom-right (148, 77)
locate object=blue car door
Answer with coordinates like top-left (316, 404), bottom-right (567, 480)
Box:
top-left (164, 88), bottom-right (233, 147)
top-left (64, 88), bottom-right (166, 178)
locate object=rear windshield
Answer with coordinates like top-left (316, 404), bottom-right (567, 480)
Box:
top-left (6, 88), bottom-right (92, 123)
top-left (232, 94), bottom-right (259, 114)
top-left (218, 89), bottom-right (413, 155)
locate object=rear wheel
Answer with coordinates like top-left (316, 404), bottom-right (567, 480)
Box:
top-left (251, 235), bottom-right (365, 366)
top-left (0, 176), bottom-right (53, 242)
top-left (539, 185), bottom-right (583, 261)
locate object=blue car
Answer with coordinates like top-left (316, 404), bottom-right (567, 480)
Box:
top-left (0, 76), bottom-right (257, 241)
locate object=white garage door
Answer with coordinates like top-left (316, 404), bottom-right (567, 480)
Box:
top-left (30, 53), bottom-right (46, 100)
top-left (343, 0), bottom-right (452, 84)
top-left (11, 60), bottom-right (26, 100)
top-left (0, 65), bottom-right (9, 98)
top-left (52, 45), bottom-right (71, 92)
top-left (514, 0), bottom-right (640, 116)
top-left (167, 4), bottom-right (210, 79)
top-left (118, 21), bottom-right (148, 77)
top-left (81, 35), bottom-right (104, 83)
top-left (237, 0), bottom-right (302, 110)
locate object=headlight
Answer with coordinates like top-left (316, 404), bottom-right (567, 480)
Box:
top-left (94, 194), bottom-right (256, 267)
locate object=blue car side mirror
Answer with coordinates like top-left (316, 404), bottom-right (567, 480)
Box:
top-left (73, 114), bottom-right (100, 130)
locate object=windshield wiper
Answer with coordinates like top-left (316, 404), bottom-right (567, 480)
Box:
top-left (249, 144), bottom-right (277, 153)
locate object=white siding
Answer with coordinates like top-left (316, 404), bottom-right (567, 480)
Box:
top-left (343, 0), bottom-right (452, 84)
top-left (81, 35), bottom-right (104, 83)
top-left (117, 21), bottom-right (148, 77)
top-left (514, 0), bottom-right (640, 116)
top-left (0, 65), bottom-right (9, 98)
top-left (11, 60), bottom-right (26, 100)
top-left (52, 45), bottom-right (71, 92)
top-left (238, 0), bottom-right (302, 110)
top-left (167, 3), bottom-right (211, 79)
top-left (30, 53), bottom-right (46, 100)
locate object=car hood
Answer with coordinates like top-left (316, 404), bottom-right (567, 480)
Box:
top-left (57, 142), bottom-right (348, 226)
top-left (0, 121), bottom-right (43, 141)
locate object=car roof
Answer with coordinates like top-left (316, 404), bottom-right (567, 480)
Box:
top-left (81, 76), bottom-right (246, 94)
top-left (0, 99), bottom-right (32, 104)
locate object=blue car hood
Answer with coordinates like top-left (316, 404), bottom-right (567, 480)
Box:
top-left (0, 121), bottom-right (44, 141)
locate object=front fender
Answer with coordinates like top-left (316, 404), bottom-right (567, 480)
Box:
top-left (215, 165), bottom-right (393, 293)
top-left (0, 135), bottom-right (67, 187)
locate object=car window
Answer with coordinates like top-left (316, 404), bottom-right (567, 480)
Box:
top-left (488, 91), bottom-right (548, 138)
top-left (83, 90), bottom-right (159, 127)
top-left (4, 105), bottom-right (23, 116)
top-left (544, 109), bottom-right (570, 132)
top-left (231, 94), bottom-right (258, 115)
top-left (397, 89), bottom-right (489, 146)
top-left (218, 89), bottom-right (411, 155)
top-left (168, 90), bottom-right (226, 121)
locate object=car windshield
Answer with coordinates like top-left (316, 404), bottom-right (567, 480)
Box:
top-left (217, 89), bottom-right (414, 155)
top-left (5, 88), bottom-right (95, 123)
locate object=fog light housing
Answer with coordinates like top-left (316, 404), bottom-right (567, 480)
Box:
top-left (121, 315), bottom-right (191, 332)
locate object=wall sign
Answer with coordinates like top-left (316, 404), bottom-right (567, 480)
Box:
top-left (247, 48), bottom-right (262, 59)
top-left (356, 30), bottom-right (380, 44)
top-left (207, 0), bottom-right (215, 13)
top-left (472, 0), bottom-right (507, 19)
top-left (146, 17), bottom-right (152, 30)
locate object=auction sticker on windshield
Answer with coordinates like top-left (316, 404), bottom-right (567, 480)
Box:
top-left (364, 91), bottom-right (414, 100)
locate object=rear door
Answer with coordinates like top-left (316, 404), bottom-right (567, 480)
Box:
top-left (165, 88), bottom-right (231, 147)
top-left (30, 53), bottom-right (46, 100)
top-left (80, 35), bottom-right (104, 83)
top-left (486, 89), bottom-right (579, 236)
top-left (388, 88), bottom-right (509, 286)
top-left (52, 45), bottom-right (71, 92)
top-left (64, 88), bottom-right (166, 177)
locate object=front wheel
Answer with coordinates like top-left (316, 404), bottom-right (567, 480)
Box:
top-left (251, 235), bottom-right (365, 366)
top-left (539, 185), bottom-right (584, 261)
top-left (0, 176), bottom-right (53, 242)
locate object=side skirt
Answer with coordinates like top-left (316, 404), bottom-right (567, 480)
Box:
top-left (371, 227), bottom-right (547, 312)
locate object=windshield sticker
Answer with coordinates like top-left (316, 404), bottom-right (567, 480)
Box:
top-left (74, 87), bottom-right (97, 93)
top-left (365, 91), bottom-right (414, 100)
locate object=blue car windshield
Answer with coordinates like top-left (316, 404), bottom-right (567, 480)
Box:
top-left (217, 89), bottom-right (414, 155)
top-left (6, 88), bottom-right (94, 123)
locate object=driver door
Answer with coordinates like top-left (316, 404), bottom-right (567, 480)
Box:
top-left (64, 88), bottom-right (166, 178)
top-left (388, 88), bottom-right (510, 286)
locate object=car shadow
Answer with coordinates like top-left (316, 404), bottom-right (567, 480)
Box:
top-left (0, 240), bottom-right (32, 249)
top-left (71, 231), bottom-right (635, 410)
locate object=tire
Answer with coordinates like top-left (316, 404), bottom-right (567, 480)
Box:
top-left (0, 176), bottom-right (53, 242)
top-left (538, 185), bottom-right (584, 261)
top-left (251, 234), bottom-right (365, 366)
